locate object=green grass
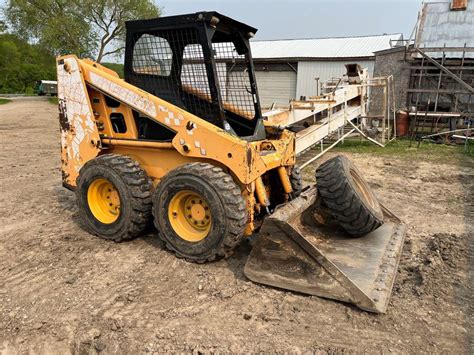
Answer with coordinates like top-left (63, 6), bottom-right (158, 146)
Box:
top-left (48, 97), bottom-right (58, 105)
top-left (0, 98), bottom-right (12, 105)
top-left (332, 138), bottom-right (473, 163)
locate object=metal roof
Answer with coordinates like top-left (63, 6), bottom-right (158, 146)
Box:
top-left (249, 34), bottom-right (403, 60)
top-left (416, 1), bottom-right (474, 57)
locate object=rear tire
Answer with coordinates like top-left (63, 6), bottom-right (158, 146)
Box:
top-left (76, 154), bottom-right (153, 242)
top-left (315, 155), bottom-right (383, 236)
top-left (152, 163), bottom-right (247, 263)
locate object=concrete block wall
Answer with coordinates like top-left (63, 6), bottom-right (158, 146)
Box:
top-left (369, 47), bottom-right (411, 115)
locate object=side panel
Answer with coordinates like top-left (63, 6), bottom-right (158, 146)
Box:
top-left (79, 56), bottom-right (295, 184)
top-left (57, 57), bottom-right (101, 187)
top-left (106, 146), bottom-right (236, 185)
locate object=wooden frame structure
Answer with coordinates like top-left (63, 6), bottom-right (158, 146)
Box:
top-left (262, 69), bottom-right (394, 167)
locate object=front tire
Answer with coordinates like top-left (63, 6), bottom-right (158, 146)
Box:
top-left (152, 163), bottom-right (247, 263)
top-left (76, 154), bottom-right (153, 242)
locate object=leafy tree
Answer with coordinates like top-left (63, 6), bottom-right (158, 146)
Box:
top-left (0, 33), bottom-right (56, 93)
top-left (82, 0), bottom-right (161, 62)
top-left (5, 1), bottom-right (95, 58)
top-left (5, 0), bottom-right (161, 62)
top-left (102, 62), bottom-right (125, 78)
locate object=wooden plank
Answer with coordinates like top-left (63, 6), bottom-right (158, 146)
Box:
top-left (415, 48), bottom-right (474, 93)
top-left (410, 73), bottom-right (474, 78)
top-left (265, 84), bottom-right (361, 126)
top-left (406, 66), bottom-right (474, 70)
top-left (295, 106), bottom-right (361, 154)
top-left (407, 89), bottom-right (472, 94)
top-left (408, 112), bottom-right (467, 117)
top-left (414, 46), bottom-right (474, 52)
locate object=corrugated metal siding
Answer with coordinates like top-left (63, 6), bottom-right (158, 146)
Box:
top-left (250, 34), bottom-right (402, 60)
top-left (255, 70), bottom-right (297, 108)
top-left (296, 60), bottom-right (374, 98)
top-left (417, 1), bottom-right (474, 58)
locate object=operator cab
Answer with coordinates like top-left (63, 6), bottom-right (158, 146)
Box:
top-left (125, 12), bottom-right (265, 140)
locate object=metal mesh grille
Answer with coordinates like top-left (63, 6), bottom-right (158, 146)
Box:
top-left (131, 28), bottom-right (256, 126)
top-left (181, 43), bottom-right (212, 112)
top-left (213, 42), bottom-right (256, 119)
top-left (133, 34), bottom-right (172, 76)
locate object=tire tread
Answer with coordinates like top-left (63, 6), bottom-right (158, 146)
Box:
top-left (152, 163), bottom-right (247, 263)
top-left (316, 155), bottom-right (383, 236)
top-left (77, 154), bottom-right (153, 242)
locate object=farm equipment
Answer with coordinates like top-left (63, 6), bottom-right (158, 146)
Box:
top-left (56, 12), bottom-right (406, 313)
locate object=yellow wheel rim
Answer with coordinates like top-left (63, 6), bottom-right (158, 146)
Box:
top-left (168, 190), bottom-right (211, 242)
top-left (87, 178), bottom-right (121, 224)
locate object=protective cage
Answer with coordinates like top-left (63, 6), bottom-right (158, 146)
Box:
top-left (124, 12), bottom-right (264, 138)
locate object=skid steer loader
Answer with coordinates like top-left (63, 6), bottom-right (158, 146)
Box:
top-left (56, 12), bottom-right (406, 313)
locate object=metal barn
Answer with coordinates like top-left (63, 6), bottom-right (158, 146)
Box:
top-left (249, 34), bottom-right (402, 108)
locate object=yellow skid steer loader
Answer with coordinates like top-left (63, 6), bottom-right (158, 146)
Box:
top-left (56, 12), bottom-right (406, 313)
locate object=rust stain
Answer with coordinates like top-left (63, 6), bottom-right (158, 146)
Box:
top-left (450, 0), bottom-right (467, 10)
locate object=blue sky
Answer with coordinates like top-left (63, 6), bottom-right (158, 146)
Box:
top-left (0, 0), bottom-right (423, 39)
top-left (0, 0), bottom-right (425, 62)
top-left (158, 0), bottom-right (423, 39)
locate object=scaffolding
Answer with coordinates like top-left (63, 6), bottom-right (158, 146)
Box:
top-left (394, 0), bottom-right (473, 144)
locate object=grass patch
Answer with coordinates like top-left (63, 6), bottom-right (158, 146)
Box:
top-left (0, 98), bottom-right (12, 105)
top-left (332, 138), bottom-right (473, 163)
top-left (48, 97), bottom-right (59, 105)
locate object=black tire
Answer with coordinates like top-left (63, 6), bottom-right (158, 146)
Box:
top-left (152, 162), bottom-right (247, 263)
top-left (315, 155), bottom-right (383, 236)
top-left (290, 165), bottom-right (303, 197)
top-left (76, 154), bottom-right (153, 242)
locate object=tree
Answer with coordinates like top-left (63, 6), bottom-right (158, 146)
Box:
top-left (5, 1), bottom-right (96, 58)
top-left (5, 0), bottom-right (161, 62)
top-left (0, 33), bottom-right (56, 93)
top-left (83, 0), bottom-right (161, 62)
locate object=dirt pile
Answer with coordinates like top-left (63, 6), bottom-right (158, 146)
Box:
top-left (398, 233), bottom-right (470, 298)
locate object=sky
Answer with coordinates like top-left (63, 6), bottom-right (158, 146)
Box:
top-left (0, 0), bottom-right (425, 62)
top-left (158, 0), bottom-right (424, 40)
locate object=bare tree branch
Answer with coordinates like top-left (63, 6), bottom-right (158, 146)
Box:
top-left (100, 46), bottom-right (125, 58)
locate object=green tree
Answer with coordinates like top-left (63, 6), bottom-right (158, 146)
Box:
top-left (102, 62), bottom-right (125, 78)
top-left (0, 33), bottom-right (56, 93)
top-left (5, 0), bottom-right (161, 62)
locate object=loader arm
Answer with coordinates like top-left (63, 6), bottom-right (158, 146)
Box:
top-left (57, 55), bottom-right (295, 188)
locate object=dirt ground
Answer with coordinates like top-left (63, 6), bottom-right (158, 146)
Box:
top-left (0, 97), bottom-right (472, 354)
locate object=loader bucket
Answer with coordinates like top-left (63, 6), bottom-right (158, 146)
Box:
top-left (244, 186), bottom-right (406, 313)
